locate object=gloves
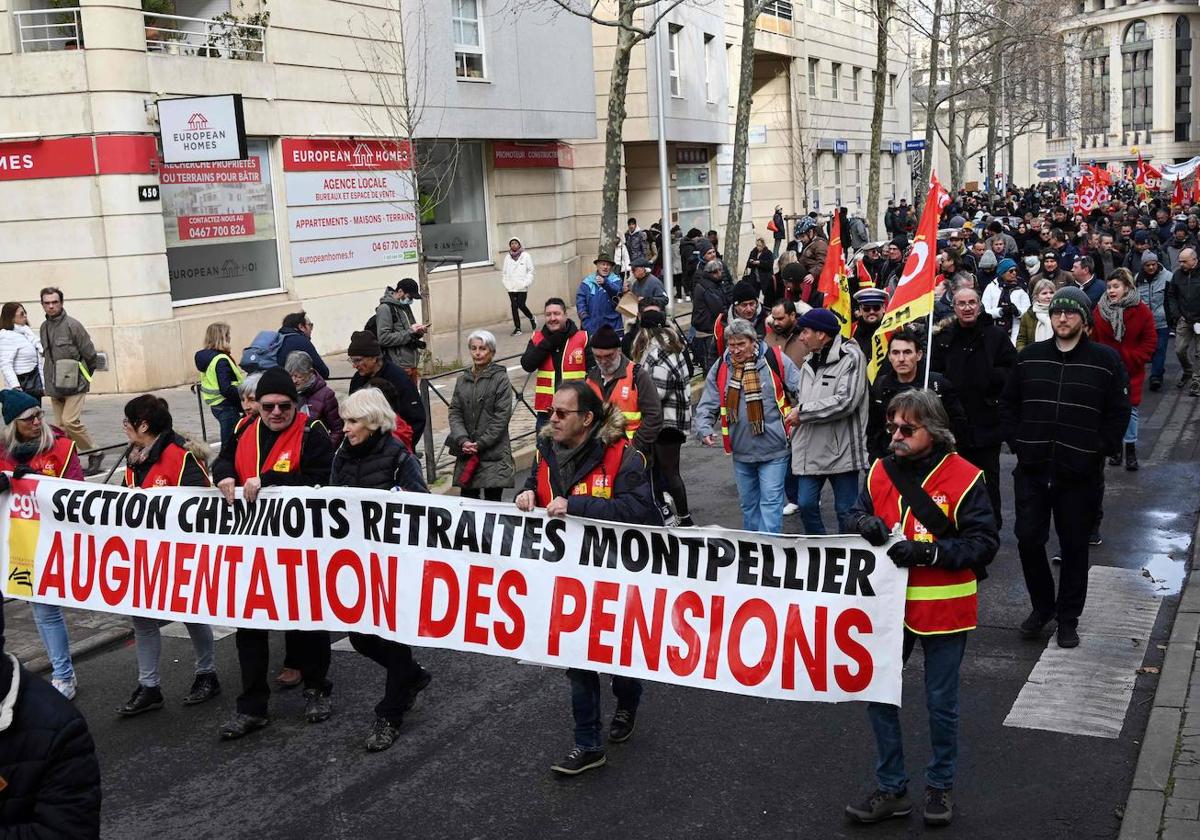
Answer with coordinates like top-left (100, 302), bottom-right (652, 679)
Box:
top-left (887, 540), bottom-right (938, 568)
top-left (12, 466), bottom-right (32, 480)
top-left (856, 515), bottom-right (891, 547)
top-left (0, 473), bottom-right (8, 495)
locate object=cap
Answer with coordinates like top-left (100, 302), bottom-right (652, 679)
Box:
top-left (796, 307), bottom-right (841, 336)
top-left (255, 367), bottom-right (300, 402)
top-left (853, 288), bottom-right (888, 307)
top-left (397, 277), bottom-right (422, 299)
top-left (630, 258), bottom-right (653, 270)
top-left (347, 330), bottom-right (382, 358)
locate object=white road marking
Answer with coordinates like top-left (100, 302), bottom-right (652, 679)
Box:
top-left (331, 635), bottom-right (356, 652)
top-left (1003, 566), bottom-right (1162, 739)
top-left (159, 622), bottom-right (236, 641)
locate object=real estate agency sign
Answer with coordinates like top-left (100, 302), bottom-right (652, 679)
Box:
top-left (281, 138), bottom-right (419, 277)
top-left (158, 95), bottom-right (248, 164)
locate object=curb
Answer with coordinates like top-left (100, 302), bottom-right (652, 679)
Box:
top-left (25, 626), bottom-right (133, 676)
top-left (1118, 509), bottom-right (1200, 840)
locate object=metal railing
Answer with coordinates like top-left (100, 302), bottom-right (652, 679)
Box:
top-left (143, 12), bottom-right (266, 61)
top-left (14, 7), bottom-right (81, 53)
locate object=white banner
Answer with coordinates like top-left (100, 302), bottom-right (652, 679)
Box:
top-left (290, 232), bottom-right (420, 277)
top-left (287, 202), bottom-right (418, 242)
top-left (1, 477), bottom-right (907, 705)
top-left (283, 171), bottom-right (415, 207)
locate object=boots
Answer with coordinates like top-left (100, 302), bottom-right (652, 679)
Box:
top-left (1124, 442), bottom-right (1139, 472)
top-left (85, 452), bottom-right (105, 477)
top-left (1107, 449), bottom-right (1123, 467)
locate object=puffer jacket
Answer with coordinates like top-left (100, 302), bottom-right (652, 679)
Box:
top-left (502, 248), bottom-right (534, 293)
top-left (298, 373), bottom-right (344, 447)
top-left (790, 334), bottom-right (870, 476)
top-left (0, 325), bottom-right (41, 390)
top-left (375, 291), bottom-right (423, 369)
top-left (330, 429), bottom-right (426, 492)
top-left (575, 273), bottom-right (624, 335)
top-left (0, 653), bottom-right (102, 837)
top-left (447, 361), bottom-right (515, 489)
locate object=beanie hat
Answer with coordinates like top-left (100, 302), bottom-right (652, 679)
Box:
top-left (979, 250), bottom-right (998, 270)
top-left (1134, 230), bottom-right (1151, 243)
top-left (891, 235), bottom-right (910, 252)
top-left (591, 325), bottom-right (621, 349)
top-left (255, 366), bottom-right (300, 401)
top-left (1142, 251), bottom-right (1160, 267)
top-left (1023, 255), bottom-right (1041, 274)
top-left (796, 307), bottom-right (841, 336)
top-left (347, 330), bottom-right (382, 358)
top-left (731, 280), bottom-right (759, 304)
top-left (995, 257), bottom-right (1017, 277)
top-left (0, 388), bottom-right (39, 426)
top-left (1049, 286), bottom-right (1094, 324)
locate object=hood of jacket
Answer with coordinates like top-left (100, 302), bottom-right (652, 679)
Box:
top-left (538, 401), bottom-right (627, 448)
top-left (378, 291), bottom-right (413, 310)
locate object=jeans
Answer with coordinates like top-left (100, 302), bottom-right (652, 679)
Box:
top-left (693, 335), bottom-right (717, 376)
top-left (1124, 405), bottom-right (1139, 445)
top-left (31, 603), bottom-right (73, 681)
top-left (772, 238), bottom-right (783, 259)
top-left (235, 629), bottom-right (331, 717)
top-left (210, 403), bottom-right (242, 452)
top-left (132, 617), bottom-right (215, 687)
top-left (1151, 326), bottom-right (1169, 380)
top-left (867, 630), bottom-right (968, 792)
top-left (1013, 466), bottom-right (1101, 627)
top-left (732, 456), bottom-right (790, 533)
top-left (795, 470), bottom-right (861, 535)
top-left (785, 470), bottom-right (799, 505)
top-left (566, 668), bottom-right (643, 750)
top-left (349, 632), bottom-right (424, 725)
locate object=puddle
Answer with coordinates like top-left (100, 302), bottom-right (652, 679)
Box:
top-left (1141, 553), bottom-right (1188, 595)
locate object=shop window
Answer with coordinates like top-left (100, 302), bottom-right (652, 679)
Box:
top-left (453, 0), bottom-right (486, 80)
top-left (162, 139), bottom-right (282, 305)
top-left (416, 141), bottom-right (489, 265)
top-left (677, 162), bottom-right (711, 236)
top-left (669, 25), bottom-right (682, 97)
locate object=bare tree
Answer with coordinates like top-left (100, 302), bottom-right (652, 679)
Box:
top-left (866, 0), bottom-right (892, 232)
top-left (722, 0), bottom-right (770, 273)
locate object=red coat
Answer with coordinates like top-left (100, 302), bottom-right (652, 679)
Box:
top-left (1091, 301), bottom-right (1157, 405)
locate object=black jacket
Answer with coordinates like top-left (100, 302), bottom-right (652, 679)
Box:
top-left (999, 335), bottom-right (1131, 480)
top-left (275, 328), bottom-right (330, 379)
top-left (931, 319), bottom-right (1017, 449)
top-left (690, 275), bottom-right (728, 334)
top-left (330, 430), bottom-right (427, 492)
top-left (1167, 266), bottom-right (1200, 324)
top-left (866, 371), bottom-right (968, 461)
top-left (348, 359), bottom-right (426, 444)
top-left (0, 654), bottom-right (102, 838)
top-left (212, 415), bottom-right (334, 487)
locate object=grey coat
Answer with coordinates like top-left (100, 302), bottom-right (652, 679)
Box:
top-left (790, 334), bottom-right (870, 476)
top-left (40, 311), bottom-right (98, 398)
top-left (375, 291), bottom-right (422, 369)
top-left (447, 361), bottom-right (515, 489)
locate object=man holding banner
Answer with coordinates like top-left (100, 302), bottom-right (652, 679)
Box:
top-left (847, 389), bottom-right (999, 827)
top-left (212, 367), bottom-right (336, 740)
top-left (515, 381), bottom-right (658, 775)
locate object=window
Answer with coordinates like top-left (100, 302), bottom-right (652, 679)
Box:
top-left (831, 62), bottom-right (841, 101)
top-left (677, 162), bottom-right (711, 235)
top-left (416, 141), bottom-right (490, 265)
top-left (764, 1), bottom-right (794, 20)
top-left (668, 24), bottom-right (682, 97)
top-left (1122, 20), bottom-right (1152, 134)
top-left (887, 73), bottom-right (896, 107)
top-left (852, 67), bottom-right (861, 101)
top-left (833, 150), bottom-right (842, 206)
top-left (808, 58), bottom-right (819, 99)
top-left (1081, 28), bottom-right (1110, 140)
top-left (704, 33), bottom-right (715, 102)
top-left (853, 153), bottom-right (863, 206)
top-left (453, 0), bottom-right (485, 79)
top-left (161, 139), bottom-right (281, 305)
top-left (1177, 17), bottom-right (1191, 142)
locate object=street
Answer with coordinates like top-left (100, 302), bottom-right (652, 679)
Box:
top-left (64, 361), bottom-right (1198, 840)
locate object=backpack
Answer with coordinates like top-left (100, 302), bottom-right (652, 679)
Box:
top-left (240, 330), bottom-right (286, 372)
top-left (363, 314), bottom-right (378, 336)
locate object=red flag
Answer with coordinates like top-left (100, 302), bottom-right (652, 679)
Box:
top-left (1191, 176), bottom-right (1200, 206)
top-left (816, 212), bottom-right (852, 338)
top-left (1087, 165), bottom-right (1113, 186)
top-left (1173, 177), bottom-right (1186, 207)
top-left (856, 256), bottom-right (873, 291)
top-left (1059, 185), bottom-right (1068, 207)
top-left (1136, 154), bottom-right (1163, 197)
top-left (1076, 176), bottom-right (1097, 214)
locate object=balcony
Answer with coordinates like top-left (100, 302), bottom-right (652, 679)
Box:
top-left (13, 6), bottom-right (81, 53)
top-left (143, 12), bottom-right (266, 61)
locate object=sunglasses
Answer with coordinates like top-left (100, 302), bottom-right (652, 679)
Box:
top-left (549, 407), bottom-right (583, 420)
top-left (860, 304), bottom-right (883, 312)
top-left (886, 422), bottom-right (924, 438)
top-left (261, 400), bottom-right (294, 414)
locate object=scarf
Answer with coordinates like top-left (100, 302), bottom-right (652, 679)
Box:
top-left (509, 246), bottom-right (523, 262)
top-left (1031, 301), bottom-right (1053, 343)
top-left (1098, 285), bottom-right (1141, 342)
top-left (724, 356), bottom-right (765, 435)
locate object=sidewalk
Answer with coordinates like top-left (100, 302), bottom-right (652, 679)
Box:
top-left (1120, 515), bottom-right (1200, 839)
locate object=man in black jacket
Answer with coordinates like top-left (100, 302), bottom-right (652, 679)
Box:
top-left (347, 330), bottom-right (426, 444)
top-left (1167, 247), bottom-right (1200, 394)
top-left (1000, 287), bottom-right (1131, 649)
top-left (931, 286), bottom-right (1017, 526)
top-left (690, 260), bottom-right (731, 374)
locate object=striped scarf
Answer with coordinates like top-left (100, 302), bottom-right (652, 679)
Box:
top-left (725, 358), bottom-right (765, 435)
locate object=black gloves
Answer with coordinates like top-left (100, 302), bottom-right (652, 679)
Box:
top-left (888, 540), bottom-right (938, 568)
top-left (857, 515), bottom-right (890, 547)
top-left (0, 473), bottom-right (8, 495)
top-left (12, 466), bottom-right (32, 480)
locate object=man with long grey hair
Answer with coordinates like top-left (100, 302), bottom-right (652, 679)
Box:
top-left (845, 388), bottom-right (998, 828)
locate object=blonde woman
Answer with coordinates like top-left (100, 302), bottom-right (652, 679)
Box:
top-left (194, 322), bottom-right (244, 450)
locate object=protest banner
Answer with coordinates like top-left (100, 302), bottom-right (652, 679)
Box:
top-left (1, 477), bottom-right (908, 705)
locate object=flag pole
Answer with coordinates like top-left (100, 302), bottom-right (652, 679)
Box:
top-left (923, 306), bottom-right (934, 389)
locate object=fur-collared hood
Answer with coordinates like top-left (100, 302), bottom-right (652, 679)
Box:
top-left (538, 402), bottom-right (627, 447)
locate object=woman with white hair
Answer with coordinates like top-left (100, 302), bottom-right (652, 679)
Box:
top-left (0, 389), bottom-right (84, 699)
top-left (331, 387), bottom-right (431, 752)
top-left (285, 350), bottom-right (343, 446)
top-left (447, 330), bottom-right (514, 501)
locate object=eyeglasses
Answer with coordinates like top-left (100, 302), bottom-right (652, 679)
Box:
top-left (348, 356), bottom-right (367, 366)
top-left (549, 407), bottom-right (583, 420)
top-left (886, 422), bottom-right (924, 438)
top-left (261, 400), bottom-right (294, 414)
top-left (954, 301), bottom-right (979, 309)
top-left (18, 410), bottom-right (44, 423)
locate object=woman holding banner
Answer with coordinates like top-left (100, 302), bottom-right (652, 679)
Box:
top-left (0, 388), bottom-right (83, 699)
top-left (331, 387), bottom-right (432, 752)
top-left (117, 395), bottom-right (221, 716)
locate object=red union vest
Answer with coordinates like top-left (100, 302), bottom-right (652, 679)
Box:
top-left (533, 329), bottom-right (589, 412)
top-left (867, 453), bottom-right (983, 635)
top-left (534, 437), bottom-right (628, 507)
top-left (588, 365), bottom-right (641, 440)
top-left (713, 346), bottom-right (792, 453)
top-left (125, 441), bottom-right (210, 489)
top-left (234, 417), bottom-right (307, 484)
top-left (0, 432), bottom-right (75, 478)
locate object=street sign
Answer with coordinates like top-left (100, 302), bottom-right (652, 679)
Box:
top-left (137, 184), bottom-right (160, 202)
top-left (834, 139), bottom-right (848, 154)
top-left (890, 141), bottom-right (902, 154)
top-left (905, 139), bottom-right (927, 151)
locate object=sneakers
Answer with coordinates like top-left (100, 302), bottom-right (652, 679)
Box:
top-left (404, 668), bottom-right (432, 712)
top-left (364, 717), bottom-right (402, 753)
top-left (550, 746), bottom-right (607, 776)
top-left (303, 688), bottom-right (333, 723)
top-left (923, 786), bottom-right (954, 826)
top-left (609, 709), bottom-right (637, 743)
top-left (51, 677), bottom-right (77, 700)
top-left (1088, 530), bottom-right (1103, 546)
top-left (782, 502), bottom-right (800, 516)
top-left (275, 667), bottom-right (302, 688)
top-left (219, 712), bottom-right (269, 740)
top-left (1149, 376), bottom-right (1163, 392)
top-left (511, 327), bottom-right (523, 336)
top-left (845, 788), bottom-right (913, 823)
top-left (1019, 610), bottom-right (1055, 639)
top-left (1057, 624), bottom-right (1081, 649)
top-left (183, 672), bottom-right (221, 706)
top-left (677, 514), bottom-right (695, 527)
top-left (116, 684), bottom-right (164, 717)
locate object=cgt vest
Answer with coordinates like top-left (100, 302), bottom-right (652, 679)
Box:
top-left (0, 433), bottom-right (75, 478)
top-left (533, 329), bottom-right (589, 412)
top-left (534, 437), bottom-right (628, 507)
top-left (867, 453), bottom-right (983, 635)
top-left (588, 364), bottom-right (641, 440)
top-left (713, 346), bottom-right (792, 453)
top-left (234, 417), bottom-right (308, 484)
top-left (199, 353), bottom-right (245, 406)
top-left (125, 441), bottom-right (210, 489)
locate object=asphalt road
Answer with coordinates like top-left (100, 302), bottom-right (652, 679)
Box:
top-left (67, 356), bottom-right (1198, 840)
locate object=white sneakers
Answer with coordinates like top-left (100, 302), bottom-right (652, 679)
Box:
top-left (51, 677), bottom-right (77, 700)
top-left (783, 502), bottom-right (800, 515)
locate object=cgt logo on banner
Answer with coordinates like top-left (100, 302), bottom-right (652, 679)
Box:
top-left (0, 477), bottom-right (907, 705)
